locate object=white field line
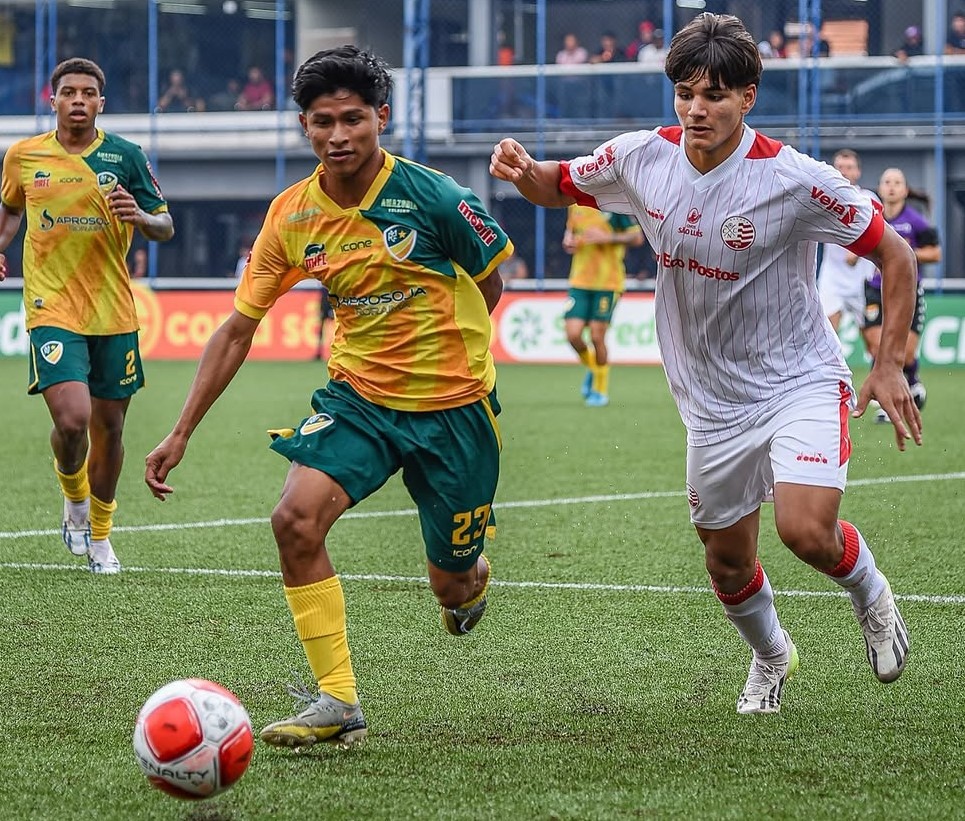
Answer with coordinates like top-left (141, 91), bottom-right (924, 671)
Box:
top-left (1, 563), bottom-right (964, 605)
top-left (2, 470), bottom-right (963, 541)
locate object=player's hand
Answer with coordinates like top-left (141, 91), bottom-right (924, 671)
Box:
top-left (107, 185), bottom-right (144, 225)
top-left (145, 433), bottom-right (189, 500)
top-left (853, 367), bottom-right (922, 451)
top-left (490, 138), bottom-right (534, 182)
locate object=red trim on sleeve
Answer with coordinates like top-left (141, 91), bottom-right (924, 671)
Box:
top-left (845, 209), bottom-right (885, 257)
top-left (559, 161), bottom-right (599, 207)
top-left (829, 521), bottom-right (861, 577)
top-left (745, 132), bottom-right (783, 159)
top-left (713, 559), bottom-right (765, 605)
top-left (657, 126), bottom-right (683, 144)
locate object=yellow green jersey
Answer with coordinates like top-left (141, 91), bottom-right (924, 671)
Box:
top-left (236, 149), bottom-right (513, 412)
top-left (1, 129), bottom-right (168, 335)
top-left (565, 204), bottom-right (641, 292)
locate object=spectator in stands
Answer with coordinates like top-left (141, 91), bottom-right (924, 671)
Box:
top-left (894, 26), bottom-right (924, 62)
top-left (590, 32), bottom-right (626, 64)
top-left (236, 65), bottom-right (274, 110)
top-left (758, 29), bottom-right (787, 59)
top-left (207, 77), bottom-right (242, 112)
top-left (128, 247), bottom-right (148, 279)
top-left (798, 24), bottom-right (831, 57)
top-left (945, 13), bottom-right (965, 54)
top-left (500, 253), bottom-right (529, 284)
top-left (637, 29), bottom-right (668, 65)
top-left (555, 33), bottom-right (589, 65)
top-left (624, 20), bottom-right (655, 61)
top-left (156, 68), bottom-right (205, 113)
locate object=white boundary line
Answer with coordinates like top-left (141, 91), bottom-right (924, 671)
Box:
top-left (2, 563), bottom-right (964, 605)
top-left (2, 471), bottom-right (963, 541)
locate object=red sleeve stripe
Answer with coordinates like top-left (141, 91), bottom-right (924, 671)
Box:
top-left (845, 209), bottom-right (885, 257)
top-left (559, 161), bottom-right (599, 207)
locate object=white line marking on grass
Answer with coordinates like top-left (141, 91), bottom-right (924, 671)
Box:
top-left (2, 562), bottom-right (964, 606)
top-left (2, 471), bottom-right (963, 541)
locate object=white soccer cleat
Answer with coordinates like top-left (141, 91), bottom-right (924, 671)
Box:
top-left (87, 538), bottom-right (121, 575)
top-left (736, 630), bottom-right (799, 715)
top-left (853, 574), bottom-right (909, 683)
top-left (909, 382), bottom-right (926, 411)
top-left (62, 498), bottom-right (91, 557)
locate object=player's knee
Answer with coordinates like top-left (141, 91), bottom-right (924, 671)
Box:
top-left (55, 412), bottom-right (90, 444)
top-left (270, 500), bottom-right (323, 556)
top-left (776, 519), bottom-right (838, 566)
top-left (704, 550), bottom-right (756, 590)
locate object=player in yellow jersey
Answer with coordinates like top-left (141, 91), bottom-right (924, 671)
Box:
top-left (562, 204), bottom-right (643, 406)
top-left (144, 46), bottom-right (512, 749)
top-left (0, 58), bottom-right (174, 574)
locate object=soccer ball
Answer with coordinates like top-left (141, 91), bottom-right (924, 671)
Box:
top-left (132, 678), bottom-right (254, 800)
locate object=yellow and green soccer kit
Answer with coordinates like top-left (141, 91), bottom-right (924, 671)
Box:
top-left (565, 204), bottom-right (639, 293)
top-left (236, 149), bottom-right (513, 412)
top-left (1, 129), bottom-right (169, 335)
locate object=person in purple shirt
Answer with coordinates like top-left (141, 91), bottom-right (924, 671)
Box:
top-left (864, 168), bottom-right (940, 420)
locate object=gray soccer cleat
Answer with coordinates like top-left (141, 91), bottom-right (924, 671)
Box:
top-left (260, 685), bottom-right (367, 749)
top-left (737, 630), bottom-right (799, 715)
top-left (62, 498), bottom-right (91, 557)
top-left (853, 574), bottom-right (909, 683)
top-left (441, 555), bottom-right (490, 636)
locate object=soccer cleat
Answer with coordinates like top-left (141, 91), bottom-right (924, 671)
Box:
top-left (853, 574), bottom-right (909, 683)
top-left (874, 407), bottom-right (890, 425)
top-left (585, 391), bottom-right (610, 408)
top-left (260, 685), bottom-right (367, 749)
top-left (87, 538), bottom-right (121, 575)
top-left (442, 554), bottom-right (490, 636)
top-left (62, 498), bottom-right (92, 557)
top-left (581, 369), bottom-right (593, 399)
top-left (910, 382), bottom-right (926, 410)
top-left (736, 630), bottom-right (799, 715)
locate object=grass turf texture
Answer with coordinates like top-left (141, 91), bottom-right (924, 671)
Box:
top-left (2, 358), bottom-right (964, 820)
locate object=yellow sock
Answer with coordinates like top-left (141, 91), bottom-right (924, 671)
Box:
top-left (56, 462), bottom-right (90, 503)
top-left (594, 364), bottom-right (610, 395)
top-left (577, 348), bottom-right (597, 369)
top-left (285, 576), bottom-right (358, 704)
top-left (90, 494), bottom-right (117, 541)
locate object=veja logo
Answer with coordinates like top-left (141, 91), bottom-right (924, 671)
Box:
top-left (40, 340), bottom-right (64, 364)
top-left (575, 145), bottom-right (616, 178)
top-left (809, 187), bottom-right (858, 226)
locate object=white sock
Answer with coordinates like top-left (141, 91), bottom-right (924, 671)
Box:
top-left (716, 562), bottom-right (787, 661)
top-left (827, 521), bottom-right (886, 611)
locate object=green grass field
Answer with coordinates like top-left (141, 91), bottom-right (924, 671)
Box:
top-left (2, 358), bottom-right (964, 820)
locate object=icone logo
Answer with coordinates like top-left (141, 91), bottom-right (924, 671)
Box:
top-left (303, 243), bottom-right (329, 271)
top-left (810, 187), bottom-right (858, 226)
top-left (659, 252), bottom-right (740, 281)
top-left (457, 200), bottom-right (497, 246)
top-left (340, 239), bottom-right (373, 252)
top-left (575, 145), bottom-right (616, 178)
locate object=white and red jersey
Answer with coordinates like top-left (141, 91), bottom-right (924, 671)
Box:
top-left (560, 125), bottom-right (884, 445)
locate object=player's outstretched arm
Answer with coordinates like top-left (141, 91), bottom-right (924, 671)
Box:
top-left (145, 310), bottom-right (260, 499)
top-left (489, 138), bottom-right (574, 209)
top-left (854, 224), bottom-right (922, 450)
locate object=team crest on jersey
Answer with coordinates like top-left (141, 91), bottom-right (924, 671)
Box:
top-left (304, 243), bottom-right (329, 272)
top-left (40, 340), bottom-right (64, 365)
top-left (97, 171), bottom-right (119, 195)
top-left (720, 216), bottom-right (756, 250)
top-left (33, 171), bottom-right (50, 188)
top-left (383, 225), bottom-right (417, 261)
top-left (299, 413), bottom-right (334, 436)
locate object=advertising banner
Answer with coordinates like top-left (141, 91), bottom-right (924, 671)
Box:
top-left (2, 287), bottom-right (965, 367)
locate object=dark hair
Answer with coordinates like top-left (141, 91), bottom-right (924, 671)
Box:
top-left (833, 148), bottom-right (861, 166)
top-left (664, 13), bottom-right (762, 89)
top-left (292, 45), bottom-right (392, 111)
top-left (50, 58), bottom-right (106, 95)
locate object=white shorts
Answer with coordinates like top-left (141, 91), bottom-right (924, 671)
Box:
top-left (818, 278), bottom-right (865, 325)
top-left (686, 381), bottom-right (854, 529)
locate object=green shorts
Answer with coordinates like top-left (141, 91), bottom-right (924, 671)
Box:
top-left (28, 327), bottom-right (144, 399)
top-left (564, 287), bottom-right (620, 323)
top-left (269, 379), bottom-right (502, 572)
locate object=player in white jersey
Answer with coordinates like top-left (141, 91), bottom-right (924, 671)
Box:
top-left (491, 12), bottom-right (921, 715)
top-left (817, 149), bottom-right (879, 334)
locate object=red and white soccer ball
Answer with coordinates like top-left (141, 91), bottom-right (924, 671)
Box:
top-left (132, 678), bottom-right (254, 800)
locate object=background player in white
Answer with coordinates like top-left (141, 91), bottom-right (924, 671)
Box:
top-left (817, 149), bottom-right (878, 337)
top-left (490, 12), bottom-right (921, 715)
